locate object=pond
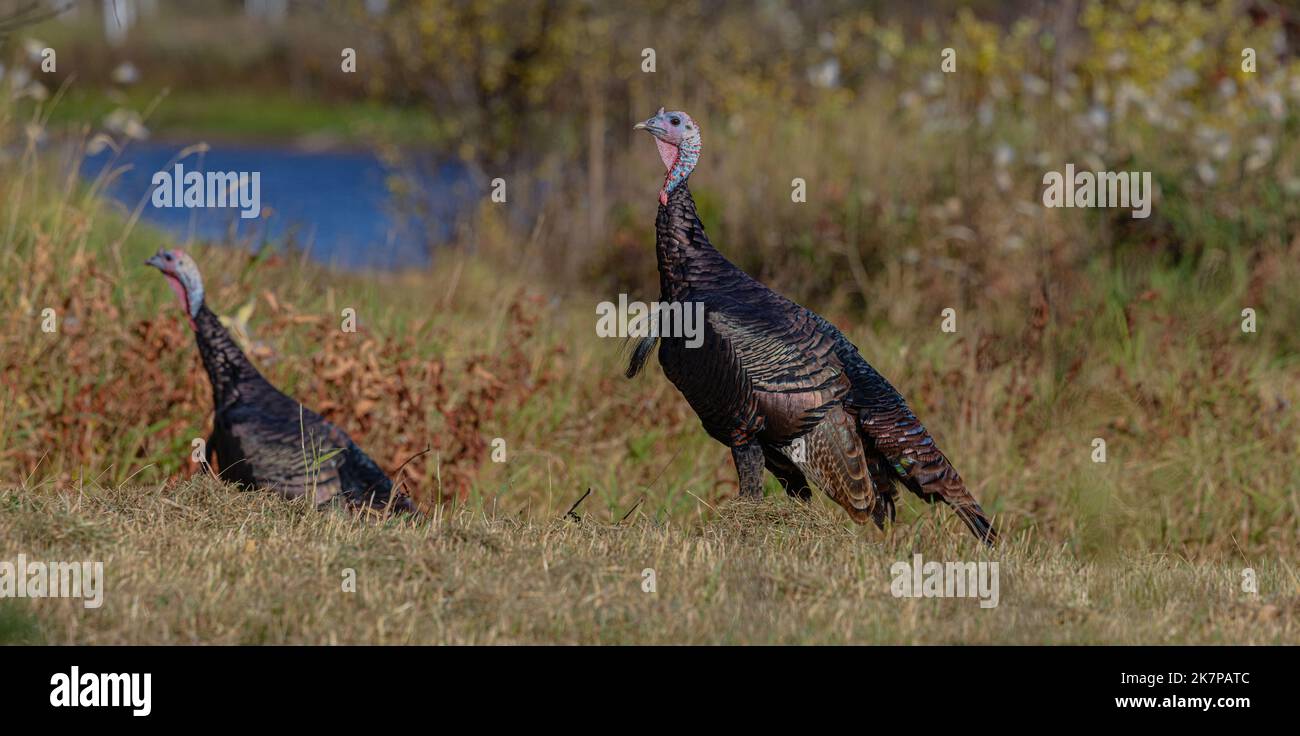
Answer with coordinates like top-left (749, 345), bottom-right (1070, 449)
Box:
top-left (82, 140), bottom-right (471, 270)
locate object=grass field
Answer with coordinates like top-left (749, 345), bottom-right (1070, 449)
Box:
top-left (1, 478), bottom-right (1293, 644)
top-left (38, 86), bottom-right (439, 147)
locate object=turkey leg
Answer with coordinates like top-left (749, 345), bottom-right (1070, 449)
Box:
top-left (731, 444), bottom-right (766, 501)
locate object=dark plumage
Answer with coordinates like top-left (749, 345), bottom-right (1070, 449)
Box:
top-left (629, 109), bottom-right (996, 544)
top-left (146, 248), bottom-right (414, 514)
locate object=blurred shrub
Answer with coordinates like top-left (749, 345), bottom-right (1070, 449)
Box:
top-left (357, 1), bottom-right (1300, 319)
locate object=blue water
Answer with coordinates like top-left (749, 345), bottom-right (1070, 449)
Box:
top-left (82, 141), bottom-right (470, 270)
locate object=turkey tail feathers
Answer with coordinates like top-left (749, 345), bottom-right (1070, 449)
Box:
top-left (625, 335), bottom-right (660, 378)
top-left (951, 501), bottom-right (998, 547)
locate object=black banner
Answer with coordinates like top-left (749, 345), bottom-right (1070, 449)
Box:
top-left (1, 645), bottom-right (1286, 723)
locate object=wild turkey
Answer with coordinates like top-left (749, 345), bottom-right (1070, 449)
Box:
top-left (145, 248), bottom-right (415, 514)
top-left (629, 108), bottom-right (997, 545)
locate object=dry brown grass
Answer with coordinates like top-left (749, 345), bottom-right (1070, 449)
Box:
top-left (1, 478), bottom-right (1294, 644)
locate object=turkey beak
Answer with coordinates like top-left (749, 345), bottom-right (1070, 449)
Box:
top-left (637, 107), bottom-right (668, 135)
top-left (634, 119), bottom-right (663, 136)
top-left (145, 253), bottom-right (166, 271)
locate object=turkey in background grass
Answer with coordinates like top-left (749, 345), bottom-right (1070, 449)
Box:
top-left (145, 247), bottom-right (417, 514)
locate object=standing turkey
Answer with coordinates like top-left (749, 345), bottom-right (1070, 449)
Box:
top-left (146, 248), bottom-right (415, 514)
top-left (629, 108), bottom-right (996, 545)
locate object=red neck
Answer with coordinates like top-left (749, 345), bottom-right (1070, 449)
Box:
top-left (655, 138), bottom-right (678, 205)
top-left (165, 274), bottom-right (197, 330)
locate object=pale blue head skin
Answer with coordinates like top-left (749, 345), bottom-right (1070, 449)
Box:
top-left (145, 247), bottom-right (204, 322)
top-left (635, 108), bottom-right (701, 205)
